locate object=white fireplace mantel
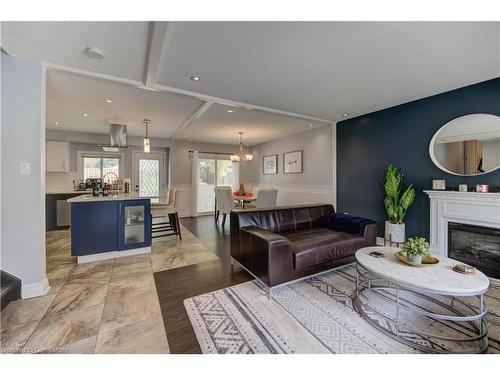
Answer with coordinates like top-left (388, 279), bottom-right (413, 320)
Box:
top-left (424, 190), bottom-right (500, 257)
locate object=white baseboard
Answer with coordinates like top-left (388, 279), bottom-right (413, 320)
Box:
top-left (77, 246), bottom-right (151, 264)
top-left (22, 277), bottom-right (50, 299)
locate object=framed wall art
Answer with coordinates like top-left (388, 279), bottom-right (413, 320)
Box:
top-left (283, 150), bottom-right (303, 174)
top-left (263, 154), bottom-right (278, 174)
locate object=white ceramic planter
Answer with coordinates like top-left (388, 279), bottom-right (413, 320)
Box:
top-left (384, 221), bottom-right (406, 243)
top-left (406, 254), bottom-right (422, 264)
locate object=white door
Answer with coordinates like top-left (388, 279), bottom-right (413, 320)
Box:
top-left (132, 151), bottom-right (166, 199)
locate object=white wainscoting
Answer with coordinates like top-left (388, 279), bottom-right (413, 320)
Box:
top-left (245, 183), bottom-right (335, 207)
top-left (172, 183), bottom-right (336, 217)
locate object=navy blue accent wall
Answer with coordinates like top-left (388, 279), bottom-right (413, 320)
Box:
top-left (337, 77), bottom-right (500, 239)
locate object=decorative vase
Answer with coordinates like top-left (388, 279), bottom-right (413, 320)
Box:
top-left (239, 183), bottom-right (245, 196)
top-left (407, 254), bottom-right (422, 264)
top-left (385, 221), bottom-right (406, 243)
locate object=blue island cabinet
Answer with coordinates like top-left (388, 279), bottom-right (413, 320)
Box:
top-left (71, 198), bottom-right (151, 259)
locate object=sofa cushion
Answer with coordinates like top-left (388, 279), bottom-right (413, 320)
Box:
top-left (321, 213), bottom-right (375, 235)
top-left (281, 228), bottom-right (367, 270)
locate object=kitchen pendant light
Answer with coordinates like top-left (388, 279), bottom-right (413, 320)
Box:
top-left (143, 119), bottom-right (151, 153)
top-left (230, 132), bottom-right (253, 163)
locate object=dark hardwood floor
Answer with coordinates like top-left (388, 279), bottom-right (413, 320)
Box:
top-left (153, 215), bottom-right (252, 354)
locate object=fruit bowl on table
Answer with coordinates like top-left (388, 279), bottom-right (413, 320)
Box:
top-left (233, 192), bottom-right (254, 198)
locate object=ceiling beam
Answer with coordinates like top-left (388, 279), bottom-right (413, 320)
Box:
top-left (171, 101), bottom-right (214, 140)
top-left (143, 21), bottom-right (170, 89)
top-left (154, 83), bottom-right (332, 124)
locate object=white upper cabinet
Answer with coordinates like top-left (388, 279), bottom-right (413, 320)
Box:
top-left (46, 141), bottom-right (70, 172)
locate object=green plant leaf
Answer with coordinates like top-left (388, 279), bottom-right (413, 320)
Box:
top-left (383, 164), bottom-right (415, 223)
top-left (400, 185), bottom-right (416, 209)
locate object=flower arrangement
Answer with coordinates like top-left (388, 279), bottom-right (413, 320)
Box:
top-left (402, 237), bottom-right (430, 256)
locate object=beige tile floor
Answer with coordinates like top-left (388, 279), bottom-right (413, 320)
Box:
top-left (0, 225), bottom-right (218, 354)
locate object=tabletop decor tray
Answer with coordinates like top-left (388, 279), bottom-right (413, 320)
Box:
top-left (453, 263), bottom-right (476, 275)
top-left (394, 250), bottom-right (439, 267)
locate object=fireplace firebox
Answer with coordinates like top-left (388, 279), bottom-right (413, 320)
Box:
top-left (448, 222), bottom-right (500, 278)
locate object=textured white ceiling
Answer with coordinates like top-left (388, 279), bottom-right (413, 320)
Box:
top-left (160, 22), bottom-right (500, 120)
top-left (4, 21), bottom-right (500, 140)
top-left (177, 103), bottom-right (326, 146)
top-left (45, 70), bottom-right (325, 144)
top-left (2, 21), bottom-right (149, 81)
top-left (46, 70), bottom-right (203, 138)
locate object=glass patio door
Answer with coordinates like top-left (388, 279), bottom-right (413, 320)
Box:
top-left (196, 158), bottom-right (235, 214)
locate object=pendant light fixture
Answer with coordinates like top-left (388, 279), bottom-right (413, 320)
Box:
top-left (230, 132), bottom-right (253, 163)
top-left (143, 119), bottom-right (151, 153)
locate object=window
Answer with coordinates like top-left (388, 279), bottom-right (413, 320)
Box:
top-left (139, 159), bottom-right (160, 197)
top-left (79, 152), bottom-right (122, 183)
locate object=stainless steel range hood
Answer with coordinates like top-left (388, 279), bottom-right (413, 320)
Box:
top-left (101, 124), bottom-right (128, 152)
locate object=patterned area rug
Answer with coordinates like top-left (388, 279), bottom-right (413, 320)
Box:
top-left (184, 264), bottom-right (500, 354)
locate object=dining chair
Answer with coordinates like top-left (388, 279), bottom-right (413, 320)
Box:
top-left (214, 187), bottom-right (222, 222)
top-left (214, 186), bottom-right (237, 227)
top-left (246, 188), bottom-right (278, 209)
top-left (150, 188), bottom-right (182, 240)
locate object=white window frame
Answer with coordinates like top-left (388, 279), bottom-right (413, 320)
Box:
top-left (77, 151), bottom-right (125, 181)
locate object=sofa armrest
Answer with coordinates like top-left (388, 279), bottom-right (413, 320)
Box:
top-left (239, 227), bottom-right (293, 287)
top-left (241, 227), bottom-right (290, 246)
top-left (363, 223), bottom-right (377, 246)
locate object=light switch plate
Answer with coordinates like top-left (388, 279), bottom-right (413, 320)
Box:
top-left (20, 162), bottom-right (30, 175)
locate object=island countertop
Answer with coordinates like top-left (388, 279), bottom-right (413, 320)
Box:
top-left (67, 193), bottom-right (150, 203)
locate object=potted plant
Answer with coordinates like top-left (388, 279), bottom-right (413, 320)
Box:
top-left (383, 165), bottom-right (416, 243)
top-left (402, 237), bottom-right (430, 264)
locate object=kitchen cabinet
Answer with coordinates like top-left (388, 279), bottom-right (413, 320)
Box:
top-left (45, 193), bottom-right (83, 230)
top-left (46, 141), bottom-right (70, 172)
top-left (69, 196), bottom-right (151, 261)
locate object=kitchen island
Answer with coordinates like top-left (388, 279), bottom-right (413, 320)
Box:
top-left (68, 193), bottom-right (151, 263)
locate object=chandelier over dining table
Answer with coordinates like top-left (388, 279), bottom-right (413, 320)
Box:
top-left (230, 132), bottom-right (253, 163)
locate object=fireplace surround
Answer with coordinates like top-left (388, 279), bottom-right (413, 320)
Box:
top-left (448, 222), bottom-right (500, 278)
top-left (425, 191), bottom-right (500, 277)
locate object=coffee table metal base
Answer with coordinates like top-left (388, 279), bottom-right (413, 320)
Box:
top-left (354, 263), bottom-right (488, 354)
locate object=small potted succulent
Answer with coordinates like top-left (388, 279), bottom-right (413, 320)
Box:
top-left (402, 237), bottom-right (431, 264)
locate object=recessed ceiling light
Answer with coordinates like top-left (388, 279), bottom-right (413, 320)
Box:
top-left (104, 99), bottom-right (112, 103)
top-left (84, 46), bottom-right (105, 59)
top-left (343, 113), bottom-right (350, 117)
top-left (308, 123), bottom-right (314, 127)
top-left (190, 75), bottom-right (200, 82)
top-left (227, 109), bottom-right (234, 113)
top-left (82, 113), bottom-right (89, 117)
top-left (54, 121), bottom-right (60, 125)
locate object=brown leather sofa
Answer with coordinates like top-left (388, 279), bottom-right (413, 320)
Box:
top-left (230, 204), bottom-right (376, 295)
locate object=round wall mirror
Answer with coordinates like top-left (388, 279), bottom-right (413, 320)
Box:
top-left (429, 113), bottom-right (500, 176)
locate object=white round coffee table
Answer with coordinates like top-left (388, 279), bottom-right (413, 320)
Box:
top-left (355, 246), bottom-right (490, 353)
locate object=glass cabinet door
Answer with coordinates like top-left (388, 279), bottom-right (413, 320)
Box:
top-left (124, 205), bottom-right (145, 245)
top-left (119, 200), bottom-right (151, 250)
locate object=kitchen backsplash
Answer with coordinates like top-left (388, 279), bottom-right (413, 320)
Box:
top-left (46, 172), bottom-right (78, 193)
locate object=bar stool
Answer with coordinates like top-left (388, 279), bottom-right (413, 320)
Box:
top-left (151, 188), bottom-right (182, 240)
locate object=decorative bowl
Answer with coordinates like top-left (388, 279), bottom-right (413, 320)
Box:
top-left (395, 250), bottom-right (439, 267)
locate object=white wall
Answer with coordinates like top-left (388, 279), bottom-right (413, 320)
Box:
top-left (247, 125), bottom-right (336, 207)
top-left (1, 53), bottom-right (48, 298)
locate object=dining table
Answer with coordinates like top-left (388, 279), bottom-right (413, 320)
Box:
top-left (233, 193), bottom-right (257, 209)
